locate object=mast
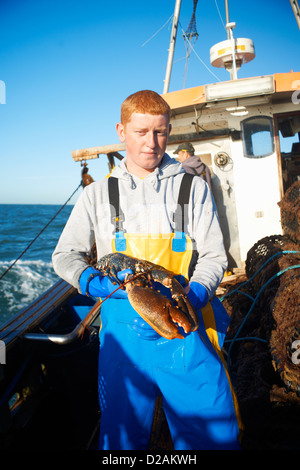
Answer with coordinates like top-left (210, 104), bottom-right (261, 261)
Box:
top-left (225, 0), bottom-right (230, 38)
top-left (163, 0), bottom-right (182, 94)
top-left (225, 0), bottom-right (237, 80)
top-left (289, 0), bottom-right (300, 29)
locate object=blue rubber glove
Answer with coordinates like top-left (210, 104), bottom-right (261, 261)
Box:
top-left (79, 266), bottom-right (132, 299)
top-left (186, 281), bottom-right (209, 311)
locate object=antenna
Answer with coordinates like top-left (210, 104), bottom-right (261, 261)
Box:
top-left (210, 0), bottom-right (255, 79)
top-left (226, 22), bottom-right (238, 80)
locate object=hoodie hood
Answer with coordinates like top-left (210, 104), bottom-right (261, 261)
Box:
top-left (182, 155), bottom-right (204, 170)
top-left (110, 153), bottom-right (185, 190)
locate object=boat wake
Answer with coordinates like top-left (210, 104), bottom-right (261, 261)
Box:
top-left (0, 259), bottom-right (59, 325)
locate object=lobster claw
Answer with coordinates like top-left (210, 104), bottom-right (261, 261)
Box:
top-left (96, 253), bottom-right (199, 340)
top-left (170, 277), bottom-right (199, 332)
top-left (126, 276), bottom-right (199, 340)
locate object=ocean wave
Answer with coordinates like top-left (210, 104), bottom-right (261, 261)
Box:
top-left (0, 259), bottom-right (60, 325)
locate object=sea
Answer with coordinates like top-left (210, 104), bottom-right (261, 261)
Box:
top-left (0, 204), bottom-right (74, 327)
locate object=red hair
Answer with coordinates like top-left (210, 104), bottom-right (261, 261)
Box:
top-left (121, 90), bottom-right (171, 127)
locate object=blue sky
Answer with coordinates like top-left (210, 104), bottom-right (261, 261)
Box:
top-left (0, 0), bottom-right (299, 204)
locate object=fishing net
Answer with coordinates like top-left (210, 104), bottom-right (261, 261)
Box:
top-left (182, 0), bottom-right (199, 87)
top-left (183, 0), bottom-right (199, 42)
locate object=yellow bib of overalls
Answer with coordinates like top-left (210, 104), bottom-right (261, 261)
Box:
top-left (108, 173), bottom-right (195, 281)
top-left (112, 232), bottom-right (193, 281)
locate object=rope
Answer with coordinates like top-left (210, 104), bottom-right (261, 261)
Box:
top-left (214, 0), bottom-right (226, 30)
top-left (220, 250), bottom-right (300, 371)
top-left (182, 0), bottom-right (199, 88)
top-left (0, 182), bottom-right (82, 281)
top-left (220, 250), bottom-right (300, 302)
top-left (225, 262), bottom-right (300, 370)
top-left (141, 14), bottom-right (173, 47)
top-left (179, 23), bottom-right (221, 82)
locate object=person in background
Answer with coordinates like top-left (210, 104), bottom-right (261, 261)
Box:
top-left (52, 90), bottom-right (242, 450)
top-left (174, 142), bottom-right (212, 189)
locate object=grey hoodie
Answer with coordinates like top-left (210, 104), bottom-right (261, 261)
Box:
top-left (52, 154), bottom-right (227, 298)
top-left (181, 156), bottom-right (212, 189)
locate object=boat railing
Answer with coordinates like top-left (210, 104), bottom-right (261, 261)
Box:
top-left (23, 299), bottom-right (101, 345)
top-left (0, 279), bottom-right (100, 349)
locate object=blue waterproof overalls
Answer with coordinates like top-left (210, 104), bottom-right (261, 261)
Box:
top-left (98, 174), bottom-right (242, 450)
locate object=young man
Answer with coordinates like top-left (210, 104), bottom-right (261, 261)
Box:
top-left (52, 90), bottom-right (242, 450)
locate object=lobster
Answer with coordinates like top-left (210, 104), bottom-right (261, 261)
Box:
top-left (96, 253), bottom-right (199, 340)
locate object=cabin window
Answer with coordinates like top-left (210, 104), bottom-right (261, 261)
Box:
top-left (242, 116), bottom-right (274, 158)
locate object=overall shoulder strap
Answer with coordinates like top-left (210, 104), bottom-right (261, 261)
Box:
top-left (108, 176), bottom-right (124, 233)
top-left (173, 173), bottom-right (194, 233)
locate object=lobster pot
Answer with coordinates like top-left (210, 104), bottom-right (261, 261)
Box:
top-left (270, 269), bottom-right (300, 397)
top-left (245, 235), bottom-right (300, 298)
top-left (278, 180), bottom-right (300, 244)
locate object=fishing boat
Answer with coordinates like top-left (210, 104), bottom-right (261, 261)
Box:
top-left (0, 0), bottom-right (299, 450)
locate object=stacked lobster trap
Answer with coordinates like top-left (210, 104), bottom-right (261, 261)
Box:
top-left (220, 180), bottom-right (300, 450)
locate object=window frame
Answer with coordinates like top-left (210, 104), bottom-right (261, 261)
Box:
top-left (241, 115), bottom-right (274, 158)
